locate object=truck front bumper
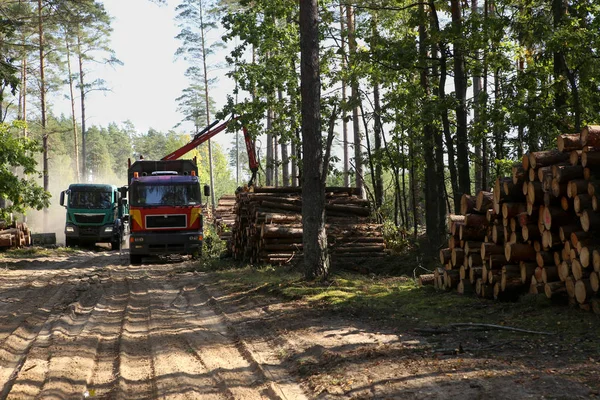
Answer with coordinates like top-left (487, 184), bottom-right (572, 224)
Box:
top-left (65, 224), bottom-right (116, 243)
top-left (129, 231), bottom-right (202, 255)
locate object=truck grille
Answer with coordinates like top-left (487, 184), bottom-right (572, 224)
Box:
top-left (74, 213), bottom-right (105, 224)
top-left (146, 214), bottom-right (186, 229)
top-left (80, 226), bottom-right (100, 236)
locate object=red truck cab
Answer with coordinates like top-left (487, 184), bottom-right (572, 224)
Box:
top-left (127, 159), bottom-right (208, 264)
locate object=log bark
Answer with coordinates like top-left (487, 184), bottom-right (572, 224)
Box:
top-left (459, 224), bottom-right (487, 241)
top-left (581, 124), bottom-right (600, 147)
top-left (580, 209), bottom-right (600, 232)
top-left (567, 179), bottom-right (589, 198)
top-left (544, 281), bottom-right (566, 299)
top-left (559, 224), bottom-right (581, 242)
top-left (528, 150), bottom-right (570, 169)
top-left (552, 164), bottom-right (583, 183)
top-left (460, 194), bottom-right (477, 215)
top-left (418, 274), bottom-right (435, 286)
top-left (588, 181), bottom-right (600, 197)
top-left (526, 182), bottom-right (544, 205)
top-left (557, 133), bottom-right (582, 152)
top-left (502, 202), bottom-right (528, 219)
top-left (512, 164), bottom-right (526, 185)
top-left (457, 279), bottom-right (474, 295)
top-left (464, 213), bottom-right (489, 227)
top-left (570, 149), bottom-right (582, 166)
top-left (551, 178), bottom-right (568, 198)
top-left (475, 191), bottom-right (494, 212)
top-left (451, 248), bottom-right (465, 267)
top-left (590, 271), bottom-right (599, 293)
top-left (468, 254), bottom-right (482, 269)
top-left (541, 265), bottom-right (559, 283)
top-left (469, 266), bottom-right (483, 284)
top-left (505, 242), bottom-right (536, 262)
top-left (520, 261), bottom-right (537, 284)
top-left (536, 251), bottom-right (554, 268)
top-left (543, 206), bottom-right (572, 230)
top-left (558, 261), bottom-right (571, 281)
top-left (481, 243), bottom-right (504, 259)
top-left (574, 279), bottom-right (594, 304)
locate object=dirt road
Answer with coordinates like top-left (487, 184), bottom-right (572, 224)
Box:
top-left (1, 249), bottom-right (598, 399)
top-left (0, 250), bottom-right (308, 399)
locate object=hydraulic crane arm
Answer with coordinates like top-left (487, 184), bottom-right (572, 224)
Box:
top-left (161, 118), bottom-right (259, 186)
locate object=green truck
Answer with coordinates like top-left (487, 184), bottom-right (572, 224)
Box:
top-left (60, 183), bottom-right (129, 249)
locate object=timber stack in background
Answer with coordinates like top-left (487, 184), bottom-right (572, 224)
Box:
top-left (213, 195), bottom-right (236, 249)
top-left (213, 186), bottom-right (387, 265)
top-left (0, 219), bottom-right (32, 250)
top-left (426, 124), bottom-right (600, 314)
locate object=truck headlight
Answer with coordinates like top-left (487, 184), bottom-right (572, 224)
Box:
top-left (66, 226), bottom-right (74, 232)
top-left (104, 226), bottom-right (114, 233)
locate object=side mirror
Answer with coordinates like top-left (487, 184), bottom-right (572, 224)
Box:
top-left (121, 198), bottom-right (128, 207)
top-left (203, 185), bottom-right (210, 197)
top-left (59, 191), bottom-right (65, 207)
top-left (119, 186), bottom-right (128, 198)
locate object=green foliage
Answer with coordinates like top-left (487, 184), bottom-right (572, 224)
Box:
top-left (200, 223), bottom-right (227, 258)
top-left (0, 122), bottom-right (51, 219)
top-left (494, 158), bottom-right (515, 180)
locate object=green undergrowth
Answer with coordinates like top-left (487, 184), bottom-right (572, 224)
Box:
top-left (0, 246), bottom-right (79, 259)
top-left (195, 257), bottom-right (600, 348)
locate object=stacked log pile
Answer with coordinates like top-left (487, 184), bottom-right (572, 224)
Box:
top-left (226, 187), bottom-right (387, 265)
top-left (431, 125), bottom-right (600, 314)
top-left (0, 220), bottom-right (31, 250)
top-left (213, 195), bottom-right (237, 245)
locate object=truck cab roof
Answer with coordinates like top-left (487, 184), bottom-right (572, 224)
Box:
top-left (68, 183), bottom-right (117, 192)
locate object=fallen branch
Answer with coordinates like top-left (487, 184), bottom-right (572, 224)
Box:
top-left (415, 323), bottom-right (555, 336)
top-left (448, 323), bottom-right (555, 335)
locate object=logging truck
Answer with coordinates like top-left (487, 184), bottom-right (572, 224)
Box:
top-left (127, 118), bottom-right (258, 265)
top-left (60, 183), bottom-right (129, 249)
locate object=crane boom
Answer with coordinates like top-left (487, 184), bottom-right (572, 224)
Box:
top-left (161, 118), bottom-right (259, 186)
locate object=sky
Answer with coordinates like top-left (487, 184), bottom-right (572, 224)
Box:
top-left (80, 0), bottom-right (236, 149)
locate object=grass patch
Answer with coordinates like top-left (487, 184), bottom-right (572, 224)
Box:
top-left (0, 246), bottom-right (79, 259)
top-left (196, 258), bottom-right (600, 348)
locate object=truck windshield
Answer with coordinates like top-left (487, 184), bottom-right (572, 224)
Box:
top-left (131, 183), bottom-right (201, 206)
top-left (69, 191), bottom-right (112, 209)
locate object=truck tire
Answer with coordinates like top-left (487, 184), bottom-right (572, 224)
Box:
top-left (130, 254), bottom-right (142, 265)
top-left (65, 237), bottom-right (78, 248)
top-left (111, 239), bottom-right (120, 251)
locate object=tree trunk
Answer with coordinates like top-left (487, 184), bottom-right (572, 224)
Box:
top-left (371, 17), bottom-right (384, 209)
top-left (472, 0), bottom-right (483, 192)
top-left (291, 135), bottom-right (298, 186)
top-left (266, 108), bottom-right (274, 185)
top-left (65, 37), bottom-right (81, 183)
top-left (20, 30), bottom-right (27, 137)
top-left (429, 1), bottom-right (459, 213)
top-left (280, 89), bottom-right (289, 187)
top-left (552, 0), bottom-right (569, 129)
top-left (76, 30), bottom-right (87, 179)
top-left (300, 0), bottom-right (329, 280)
top-left (339, 3), bottom-right (350, 187)
top-left (346, 5), bottom-right (363, 196)
top-left (38, 0), bottom-right (48, 230)
top-left (450, 0), bottom-right (471, 198)
top-left (420, 2), bottom-right (441, 247)
top-left (198, 2), bottom-right (216, 208)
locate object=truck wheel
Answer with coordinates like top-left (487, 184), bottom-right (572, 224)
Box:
top-left (130, 254), bottom-right (142, 265)
top-left (111, 240), bottom-right (120, 251)
top-left (65, 237), bottom-right (77, 248)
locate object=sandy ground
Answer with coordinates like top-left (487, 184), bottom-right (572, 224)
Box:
top-left (0, 249), bottom-right (598, 399)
